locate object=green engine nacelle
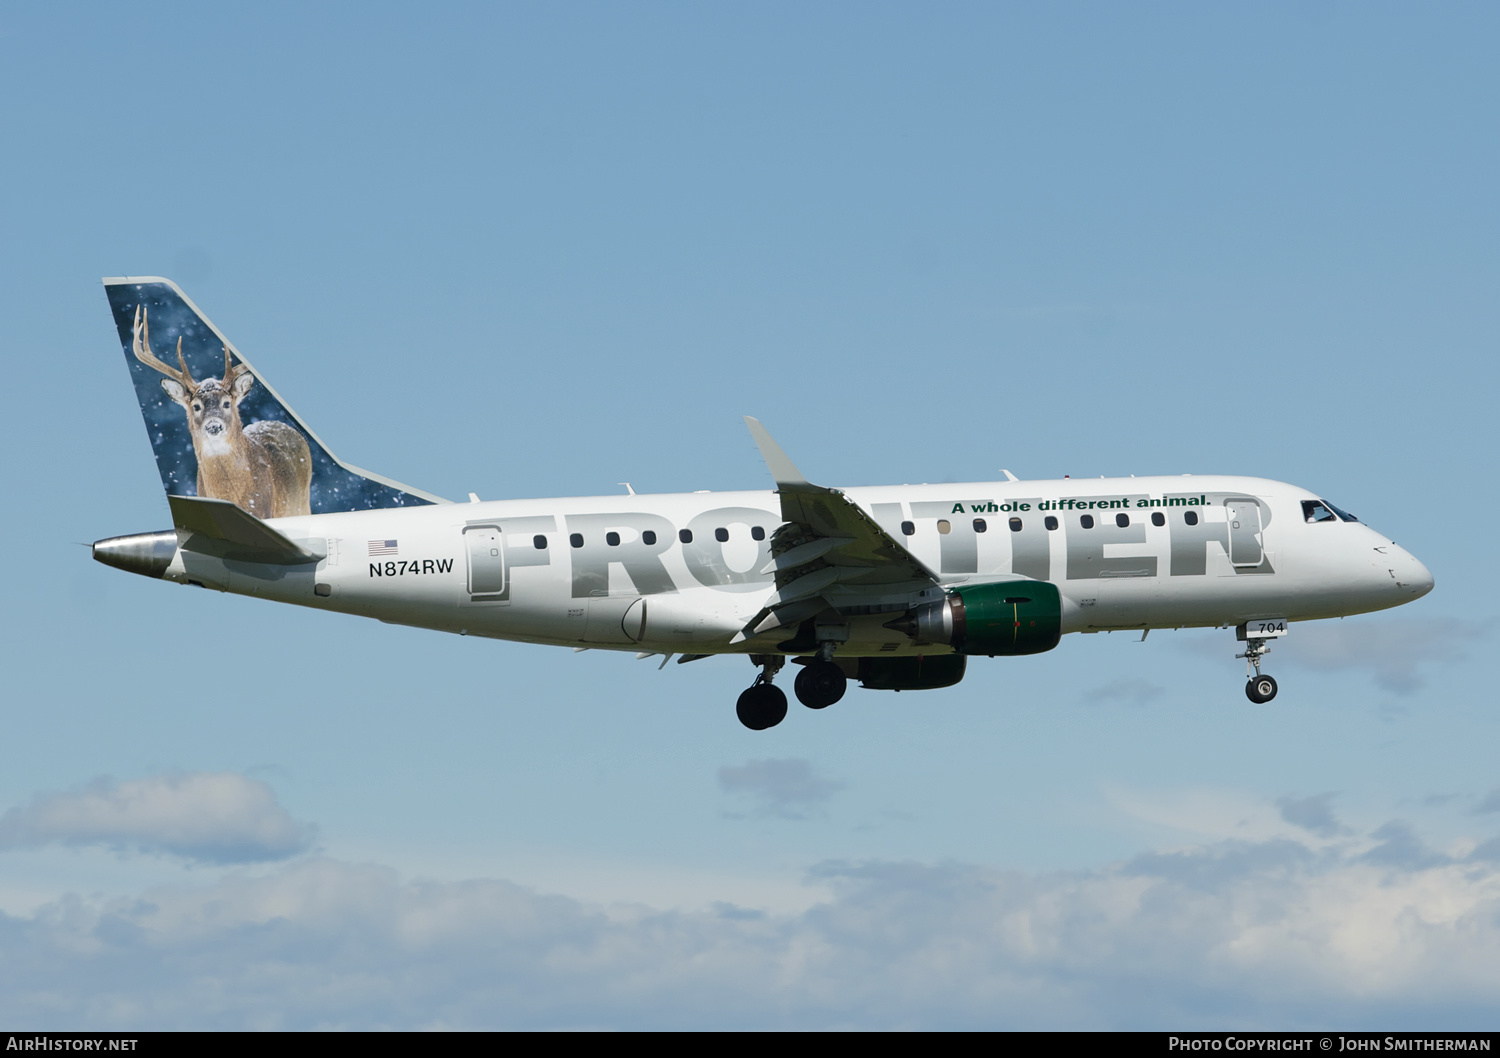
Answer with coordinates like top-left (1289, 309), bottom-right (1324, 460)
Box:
top-left (889, 581), bottom-right (1063, 657)
top-left (953, 580), bottom-right (1063, 656)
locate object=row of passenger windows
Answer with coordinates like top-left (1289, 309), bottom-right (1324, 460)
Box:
top-left (900, 510), bottom-right (1201, 536)
top-left (538, 511), bottom-right (1208, 551)
top-left (550, 525), bottom-right (769, 549)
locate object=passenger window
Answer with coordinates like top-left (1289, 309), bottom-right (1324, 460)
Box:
top-left (1184, 511), bottom-right (1198, 526)
top-left (973, 518), bottom-right (987, 533)
top-left (642, 530), bottom-right (656, 546)
top-left (569, 533), bottom-right (584, 548)
top-left (715, 527), bottom-right (729, 543)
top-left (1116, 513), bottom-right (1130, 528)
top-left (606, 531), bottom-right (621, 547)
top-left (533, 535), bottom-right (547, 550)
top-left (1044, 516), bottom-right (1058, 531)
top-left (1151, 512), bottom-right (1165, 527)
top-left (937, 519), bottom-right (951, 535)
top-left (751, 526), bottom-right (766, 541)
top-left (1009, 517), bottom-right (1022, 532)
top-left (1080, 515), bottom-right (1094, 529)
top-left (679, 529), bottom-right (693, 543)
top-left (901, 521), bottom-right (915, 536)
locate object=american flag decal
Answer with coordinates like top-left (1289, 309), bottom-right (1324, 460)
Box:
top-left (367, 539), bottom-right (399, 556)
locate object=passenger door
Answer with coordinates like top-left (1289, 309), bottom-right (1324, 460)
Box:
top-left (1225, 500), bottom-right (1264, 568)
top-left (463, 524), bottom-right (508, 601)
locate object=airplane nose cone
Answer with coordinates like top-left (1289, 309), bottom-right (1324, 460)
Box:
top-left (1394, 547), bottom-right (1434, 598)
top-left (1407, 556), bottom-right (1434, 598)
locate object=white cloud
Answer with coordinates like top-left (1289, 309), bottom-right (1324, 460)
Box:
top-left (4, 824), bottom-right (1500, 1028)
top-left (1105, 783), bottom-right (1322, 845)
top-left (0, 773), bottom-right (313, 864)
top-left (718, 758), bottom-right (844, 819)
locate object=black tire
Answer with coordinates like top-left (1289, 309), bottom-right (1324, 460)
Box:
top-left (736, 684), bottom-right (789, 730)
top-left (794, 660), bottom-right (847, 709)
top-left (1245, 674), bottom-right (1278, 704)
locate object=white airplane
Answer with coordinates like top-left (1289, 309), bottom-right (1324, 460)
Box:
top-left (94, 278), bottom-right (1434, 729)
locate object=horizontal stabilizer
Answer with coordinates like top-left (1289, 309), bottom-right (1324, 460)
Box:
top-left (169, 495), bottom-right (321, 565)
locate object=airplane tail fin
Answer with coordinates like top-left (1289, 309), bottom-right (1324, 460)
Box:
top-left (103, 277), bottom-right (447, 518)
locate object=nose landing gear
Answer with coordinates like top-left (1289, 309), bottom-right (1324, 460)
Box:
top-left (1246, 672), bottom-right (1278, 703)
top-left (1235, 624), bottom-right (1281, 703)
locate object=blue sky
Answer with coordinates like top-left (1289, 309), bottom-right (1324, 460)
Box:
top-left (1, 1), bottom-right (1497, 1029)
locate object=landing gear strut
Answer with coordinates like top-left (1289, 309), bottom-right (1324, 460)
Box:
top-left (737, 656), bottom-right (788, 730)
top-left (1236, 635), bottom-right (1278, 703)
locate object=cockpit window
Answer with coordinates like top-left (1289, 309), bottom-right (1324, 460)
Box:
top-left (1324, 501), bottom-right (1359, 523)
top-left (1303, 500), bottom-right (1341, 523)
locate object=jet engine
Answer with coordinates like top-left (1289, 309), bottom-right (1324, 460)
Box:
top-left (885, 581), bottom-right (1062, 657)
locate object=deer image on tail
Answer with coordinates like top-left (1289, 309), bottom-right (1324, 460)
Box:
top-left (132, 305), bottom-right (313, 519)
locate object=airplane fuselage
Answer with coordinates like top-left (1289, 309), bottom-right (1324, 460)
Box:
top-left (148, 474), bottom-right (1429, 657)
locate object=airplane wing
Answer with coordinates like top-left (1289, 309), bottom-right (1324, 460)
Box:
top-left (737, 418), bottom-right (941, 642)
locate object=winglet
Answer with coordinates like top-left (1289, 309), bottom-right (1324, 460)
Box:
top-left (744, 417), bottom-right (811, 488)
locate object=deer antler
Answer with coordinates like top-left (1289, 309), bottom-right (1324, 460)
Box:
top-left (222, 346), bottom-right (250, 387)
top-left (131, 305), bottom-right (196, 388)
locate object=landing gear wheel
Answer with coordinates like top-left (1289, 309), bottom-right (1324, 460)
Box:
top-left (737, 684), bottom-right (789, 730)
top-left (795, 660), bottom-right (847, 709)
top-left (1245, 674), bottom-right (1278, 704)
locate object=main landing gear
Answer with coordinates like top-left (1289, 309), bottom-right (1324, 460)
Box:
top-left (737, 647), bottom-right (850, 730)
top-left (737, 656), bottom-right (788, 730)
top-left (795, 660), bottom-right (846, 709)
